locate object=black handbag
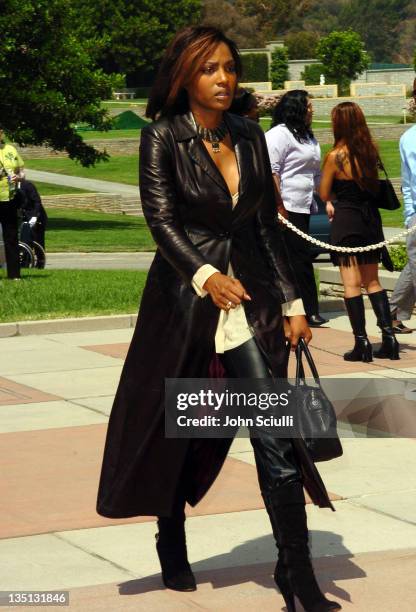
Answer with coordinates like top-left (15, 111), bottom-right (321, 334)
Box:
top-left (290, 339), bottom-right (343, 462)
top-left (373, 162), bottom-right (401, 211)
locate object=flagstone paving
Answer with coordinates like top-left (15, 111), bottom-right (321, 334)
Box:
top-left (1, 313), bottom-right (415, 611)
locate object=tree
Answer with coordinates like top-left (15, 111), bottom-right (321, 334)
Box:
top-left (317, 30), bottom-right (369, 95)
top-left (284, 32), bottom-right (319, 60)
top-left (201, 1), bottom-right (264, 48)
top-left (0, 0), bottom-right (113, 166)
top-left (75, 0), bottom-right (202, 85)
top-left (270, 48), bottom-right (289, 89)
top-left (338, 0), bottom-right (408, 63)
top-left (236, 0), bottom-right (312, 38)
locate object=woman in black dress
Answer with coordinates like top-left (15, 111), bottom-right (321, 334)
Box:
top-left (97, 26), bottom-right (340, 612)
top-left (320, 101), bottom-right (399, 361)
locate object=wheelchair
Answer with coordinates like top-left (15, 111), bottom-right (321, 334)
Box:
top-left (18, 219), bottom-right (46, 269)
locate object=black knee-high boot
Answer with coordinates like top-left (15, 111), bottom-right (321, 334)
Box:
top-left (264, 481), bottom-right (341, 612)
top-left (155, 490), bottom-right (196, 591)
top-left (368, 290), bottom-right (400, 360)
top-left (343, 295), bottom-right (373, 362)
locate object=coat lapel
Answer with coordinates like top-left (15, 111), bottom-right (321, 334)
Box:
top-left (171, 110), bottom-right (254, 201)
top-left (188, 139), bottom-right (230, 195)
top-left (225, 113), bottom-right (254, 210)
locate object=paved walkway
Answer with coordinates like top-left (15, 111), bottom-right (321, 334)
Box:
top-left (1, 311), bottom-right (415, 610)
top-left (45, 252), bottom-right (154, 270)
top-left (25, 169), bottom-right (138, 196)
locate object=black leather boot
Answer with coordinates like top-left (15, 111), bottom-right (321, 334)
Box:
top-left (155, 506), bottom-right (196, 592)
top-left (264, 481), bottom-right (341, 612)
top-left (343, 295), bottom-right (373, 362)
top-left (368, 290), bottom-right (400, 360)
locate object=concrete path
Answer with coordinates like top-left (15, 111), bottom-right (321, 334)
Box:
top-left (45, 252), bottom-right (154, 270)
top-left (1, 311), bottom-right (415, 610)
top-left (25, 169), bottom-right (138, 196)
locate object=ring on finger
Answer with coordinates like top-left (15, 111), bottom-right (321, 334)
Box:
top-left (225, 301), bottom-right (233, 310)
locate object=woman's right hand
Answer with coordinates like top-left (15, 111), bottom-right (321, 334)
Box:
top-left (326, 201), bottom-right (335, 222)
top-left (203, 272), bottom-right (251, 311)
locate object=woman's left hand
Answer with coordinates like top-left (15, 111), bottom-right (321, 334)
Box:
top-left (284, 315), bottom-right (312, 351)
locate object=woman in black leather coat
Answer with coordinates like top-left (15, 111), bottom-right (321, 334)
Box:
top-left (96, 26), bottom-right (340, 612)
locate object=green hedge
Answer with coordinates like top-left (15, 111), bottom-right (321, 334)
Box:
top-left (241, 53), bottom-right (269, 82)
top-left (301, 63), bottom-right (325, 86)
top-left (388, 245), bottom-right (407, 271)
top-left (270, 48), bottom-right (289, 89)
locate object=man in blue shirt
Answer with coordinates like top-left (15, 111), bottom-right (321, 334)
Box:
top-left (389, 81), bottom-right (416, 332)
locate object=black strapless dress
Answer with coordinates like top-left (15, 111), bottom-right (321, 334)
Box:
top-left (330, 179), bottom-right (385, 267)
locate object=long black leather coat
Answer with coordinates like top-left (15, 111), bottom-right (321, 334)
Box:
top-left (96, 111), bottom-right (332, 518)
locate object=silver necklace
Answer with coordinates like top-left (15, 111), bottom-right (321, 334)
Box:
top-left (196, 119), bottom-right (228, 154)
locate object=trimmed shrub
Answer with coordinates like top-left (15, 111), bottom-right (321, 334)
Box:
top-left (241, 53), bottom-right (269, 82)
top-left (301, 63), bottom-right (326, 86)
top-left (270, 48), bottom-right (289, 89)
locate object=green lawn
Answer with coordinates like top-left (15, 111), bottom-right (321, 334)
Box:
top-left (379, 206), bottom-right (404, 227)
top-left (46, 208), bottom-right (155, 252)
top-left (0, 269), bottom-right (147, 322)
top-left (77, 129), bottom-right (142, 140)
top-left (36, 182), bottom-right (88, 196)
top-left (27, 140), bottom-right (401, 189)
top-left (101, 100), bottom-right (148, 108)
top-left (26, 155), bottom-right (139, 186)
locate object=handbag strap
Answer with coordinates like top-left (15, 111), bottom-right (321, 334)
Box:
top-left (377, 157), bottom-right (389, 180)
top-left (295, 339), bottom-right (321, 386)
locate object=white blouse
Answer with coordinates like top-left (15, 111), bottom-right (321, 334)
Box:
top-left (192, 193), bottom-right (305, 353)
top-left (265, 124), bottom-right (321, 214)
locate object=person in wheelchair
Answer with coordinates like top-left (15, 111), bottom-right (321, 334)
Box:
top-left (16, 178), bottom-right (48, 249)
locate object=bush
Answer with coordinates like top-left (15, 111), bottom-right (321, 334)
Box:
top-left (285, 32), bottom-right (319, 60)
top-left (270, 48), bottom-right (289, 89)
top-left (241, 53), bottom-right (269, 82)
top-left (388, 245), bottom-right (408, 271)
top-left (301, 63), bottom-right (326, 86)
top-left (255, 93), bottom-right (281, 117)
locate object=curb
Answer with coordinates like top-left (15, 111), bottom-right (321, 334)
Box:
top-left (0, 299), bottom-right (346, 337)
top-left (0, 313), bottom-right (138, 338)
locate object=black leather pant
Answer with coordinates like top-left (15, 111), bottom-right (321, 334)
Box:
top-left (160, 338), bottom-right (302, 519)
top-left (220, 338), bottom-right (302, 498)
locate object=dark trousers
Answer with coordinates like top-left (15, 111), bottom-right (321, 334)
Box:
top-left (162, 338), bottom-right (302, 518)
top-left (0, 200), bottom-right (20, 279)
top-left (284, 211), bottom-right (318, 317)
top-left (220, 338), bottom-right (301, 497)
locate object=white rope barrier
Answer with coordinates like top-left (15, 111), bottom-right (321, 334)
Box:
top-left (277, 212), bottom-right (416, 253)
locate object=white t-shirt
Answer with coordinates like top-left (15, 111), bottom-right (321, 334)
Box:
top-left (265, 124), bottom-right (321, 214)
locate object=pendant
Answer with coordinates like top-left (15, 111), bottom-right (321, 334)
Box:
top-left (212, 141), bottom-right (220, 154)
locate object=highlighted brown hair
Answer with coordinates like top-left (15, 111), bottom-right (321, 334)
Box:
top-left (146, 26), bottom-right (242, 121)
top-left (331, 102), bottom-right (379, 192)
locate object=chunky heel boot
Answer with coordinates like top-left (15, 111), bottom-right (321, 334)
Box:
top-left (264, 481), bottom-right (341, 612)
top-left (155, 514), bottom-right (196, 592)
top-left (368, 290), bottom-right (400, 360)
top-left (343, 295), bottom-right (373, 362)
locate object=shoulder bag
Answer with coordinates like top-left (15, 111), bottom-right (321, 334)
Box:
top-left (290, 339), bottom-right (343, 462)
top-left (373, 161), bottom-right (401, 211)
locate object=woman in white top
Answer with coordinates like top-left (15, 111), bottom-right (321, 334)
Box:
top-left (266, 91), bottom-right (327, 328)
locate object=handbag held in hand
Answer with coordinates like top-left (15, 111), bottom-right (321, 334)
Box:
top-left (290, 339), bottom-right (343, 462)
